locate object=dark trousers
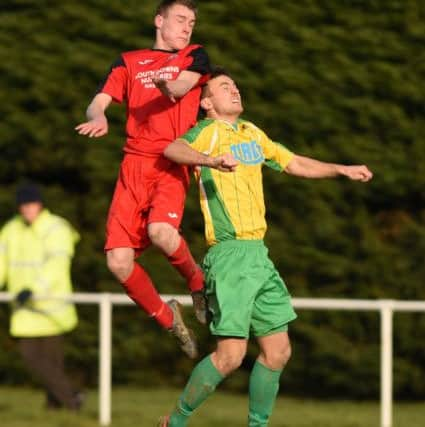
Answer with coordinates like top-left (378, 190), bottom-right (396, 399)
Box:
top-left (18, 335), bottom-right (80, 410)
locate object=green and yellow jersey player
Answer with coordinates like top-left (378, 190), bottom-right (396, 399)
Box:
top-left (158, 67), bottom-right (373, 427)
top-left (183, 117), bottom-right (294, 245)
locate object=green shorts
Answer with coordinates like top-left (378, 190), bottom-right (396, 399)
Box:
top-left (202, 240), bottom-right (297, 338)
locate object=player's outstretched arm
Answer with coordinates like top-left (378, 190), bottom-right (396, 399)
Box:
top-left (285, 155), bottom-right (373, 182)
top-left (75, 93), bottom-right (113, 138)
top-left (164, 140), bottom-right (238, 172)
top-left (152, 70), bottom-right (201, 103)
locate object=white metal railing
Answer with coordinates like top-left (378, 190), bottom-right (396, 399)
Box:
top-left (1, 293), bottom-right (425, 427)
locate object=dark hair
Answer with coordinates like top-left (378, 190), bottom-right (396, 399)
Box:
top-left (210, 66), bottom-right (231, 80)
top-left (197, 66), bottom-right (233, 119)
top-left (156, 0), bottom-right (197, 16)
top-left (201, 66), bottom-right (232, 98)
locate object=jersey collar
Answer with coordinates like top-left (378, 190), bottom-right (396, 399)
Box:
top-left (150, 48), bottom-right (179, 53)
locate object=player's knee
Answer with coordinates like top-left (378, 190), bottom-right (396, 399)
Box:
top-left (106, 251), bottom-right (133, 282)
top-left (280, 342), bottom-right (292, 367)
top-left (262, 342), bottom-right (292, 370)
top-left (214, 350), bottom-right (246, 376)
top-left (148, 223), bottom-right (178, 250)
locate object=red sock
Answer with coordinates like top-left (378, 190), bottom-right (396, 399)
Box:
top-left (122, 263), bottom-right (173, 329)
top-left (167, 238), bottom-right (204, 292)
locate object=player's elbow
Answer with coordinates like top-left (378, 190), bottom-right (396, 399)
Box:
top-left (284, 155), bottom-right (304, 177)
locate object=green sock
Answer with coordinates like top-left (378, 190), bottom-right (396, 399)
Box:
top-left (169, 355), bottom-right (224, 427)
top-left (248, 360), bottom-right (283, 427)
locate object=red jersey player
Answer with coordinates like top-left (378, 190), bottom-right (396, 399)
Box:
top-left (75, 0), bottom-right (210, 359)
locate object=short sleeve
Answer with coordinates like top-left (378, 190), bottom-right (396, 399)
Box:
top-left (96, 56), bottom-right (128, 103)
top-left (180, 120), bottom-right (216, 153)
top-left (186, 47), bottom-right (210, 75)
top-left (258, 129), bottom-right (294, 172)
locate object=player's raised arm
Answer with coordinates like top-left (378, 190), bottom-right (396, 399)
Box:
top-left (164, 139), bottom-right (238, 172)
top-left (75, 93), bottom-right (113, 138)
top-left (153, 42), bottom-right (210, 102)
top-left (284, 154), bottom-right (373, 182)
top-left (153, 70), bottom-right (202, 103)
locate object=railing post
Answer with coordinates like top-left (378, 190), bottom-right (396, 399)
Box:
top-left (380, 301), bottom-right (393, 427)
top-left (99, 293), bottom-right (112, 426)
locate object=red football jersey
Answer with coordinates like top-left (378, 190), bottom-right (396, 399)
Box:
top-left (98, 45), bottom-right (210, 155)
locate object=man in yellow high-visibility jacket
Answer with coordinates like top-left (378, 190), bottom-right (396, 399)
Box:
top-left (0, 182), bottom-right (82, 410)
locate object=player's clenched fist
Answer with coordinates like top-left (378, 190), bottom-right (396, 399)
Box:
top-left (340, 165), bottom-right (373, 182)
top-left (211, 153), bottom-right (238, 172)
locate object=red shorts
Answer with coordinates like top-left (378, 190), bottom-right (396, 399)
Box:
top-left (105, 154), bottom-right (190, 256)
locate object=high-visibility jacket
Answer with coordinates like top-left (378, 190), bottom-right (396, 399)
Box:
top-left (0, 209), bottom-right (79, 337)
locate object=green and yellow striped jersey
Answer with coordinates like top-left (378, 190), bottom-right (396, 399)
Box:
top-left (181, 118), bottom-right (294, 246)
